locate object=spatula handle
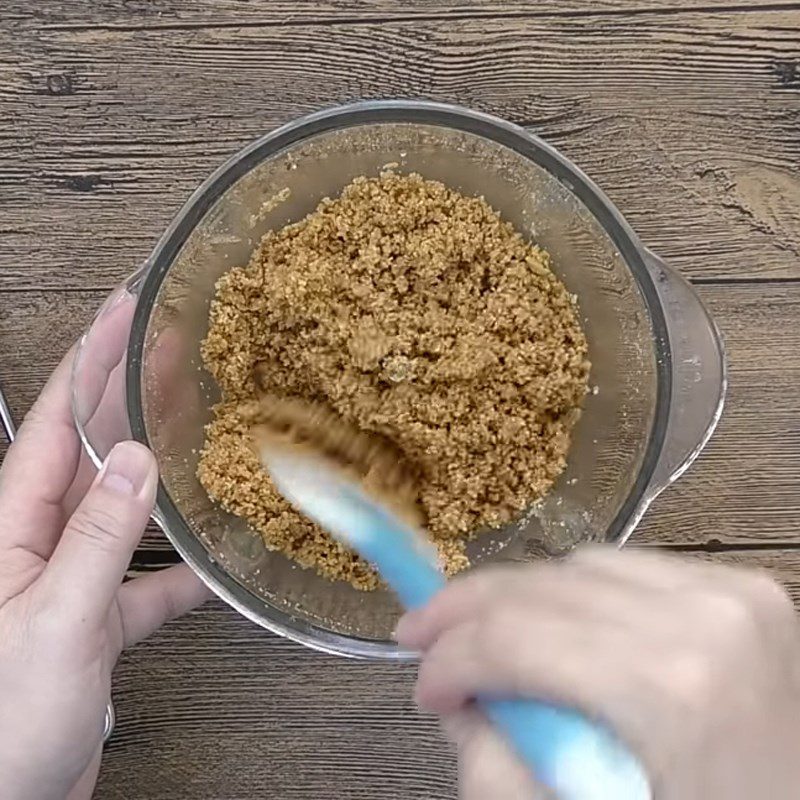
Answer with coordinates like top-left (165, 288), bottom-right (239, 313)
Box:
top-left (264, 456), bottom-right (651, 800)
top-left (356, 511), bottom-right (651, 800)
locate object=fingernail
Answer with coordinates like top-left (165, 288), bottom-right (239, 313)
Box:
top-left (101, 441), bottom-right (153, 496)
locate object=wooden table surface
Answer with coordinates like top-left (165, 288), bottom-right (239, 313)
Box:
top-left (2, 2), bottom-right (800, 797)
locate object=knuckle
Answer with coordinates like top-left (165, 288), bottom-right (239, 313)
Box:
top-left (655, 649), bottom-right (719, 739)
top-left (704, 590), bottom-right (758, 638)
top-left (416, 647), bottom-right (440, 690)
top-left (663, 648), bottom-right (718, 705)
top-left (418, 629), bottom-right (461, 682)
top-left (68, 506), bottom-right (126, 549)
top-left (416, 648), bottom-right (454, 709)
top-left (744, 572), bottom-right (794, 617)
top-left (19, 404), bottom-right (45, 431)
top-left (156, 583), bottom-right (180, 623)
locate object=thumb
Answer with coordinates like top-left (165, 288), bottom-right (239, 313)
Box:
top-left (43, 441), bottom-right (157, 626)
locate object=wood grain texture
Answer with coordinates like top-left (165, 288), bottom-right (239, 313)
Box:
top-left (101, 600), bottom-right (454, 800)
top-left (1, 8), bottom-right (799, 290)
top-left (6, 0), bottom-right (800, 29)
top-left (2, 5), bottom-right (800, 798)
top-left (102, 546), bottom-right (800, 800)
top-left (1, 283), bottom-right (799, 548)
top-left (636, 283), bottom-right (800, 544)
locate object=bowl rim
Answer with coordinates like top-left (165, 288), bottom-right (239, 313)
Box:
top-left (126, 100), bottom-right (672, 659)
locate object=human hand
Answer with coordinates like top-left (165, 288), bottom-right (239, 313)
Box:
top-left (397, 547), bottom-right (800, 800)
top-left (0, 293), bottom-right (210, 800)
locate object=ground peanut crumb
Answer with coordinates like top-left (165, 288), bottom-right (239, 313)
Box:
top-left (198, 172), bottom-right (590, 590)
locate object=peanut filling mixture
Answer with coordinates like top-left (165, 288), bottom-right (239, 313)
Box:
top-left (198, 172), bottom-right (590, 590)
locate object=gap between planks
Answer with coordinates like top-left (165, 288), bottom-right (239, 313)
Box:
top-left (128, 541), bottom-right (800, 573)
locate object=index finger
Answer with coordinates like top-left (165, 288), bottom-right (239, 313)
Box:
top-left (66, 289), bottom-right (136, 506)
top-left (0, 346), bottom-right (82, 561)
top-left (0, 291), bottom-right (136, 563)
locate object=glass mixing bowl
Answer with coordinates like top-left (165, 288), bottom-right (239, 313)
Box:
top-left (72, 101), bottom-right (726, 659)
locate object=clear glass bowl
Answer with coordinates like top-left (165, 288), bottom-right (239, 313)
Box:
top-left (72, 101), bottom-right (726, 659)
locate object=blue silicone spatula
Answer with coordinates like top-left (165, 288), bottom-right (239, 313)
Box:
top-left (257, 443), bottom-right (651, 800)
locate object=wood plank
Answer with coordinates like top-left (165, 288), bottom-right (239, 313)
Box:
top-left (1, 283), bottom-right (799, 549)
top-left (6, 1), bottom-right (800, 29)
top-left (1, 11), bottom-right (799, 289)
top-left (101, 599), bottom-right (452, 800)
top-left (2, 6), bottom-right (798, 799)
top-left (101, 546), bottom-right (800, 800)
top-left (635, 283), bottom-right (800, 545)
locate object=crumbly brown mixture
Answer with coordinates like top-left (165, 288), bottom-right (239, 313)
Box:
top-left (198, 172), bottom-right (590, 590)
